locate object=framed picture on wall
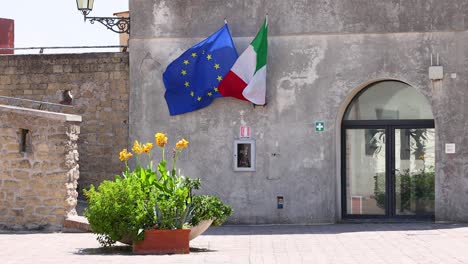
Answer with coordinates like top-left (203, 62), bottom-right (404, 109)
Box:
top-left (233, 139), bottom-right (255, 171)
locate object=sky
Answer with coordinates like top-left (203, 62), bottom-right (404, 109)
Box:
top-left (0, 0), bottom-right (129, 54)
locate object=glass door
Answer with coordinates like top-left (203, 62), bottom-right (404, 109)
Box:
top-left (344, 128), bottom-right (387, 216)
top-left (394, 128), bottom-right (435, 216)
top-left (342, 125), bottom-right (435, 219)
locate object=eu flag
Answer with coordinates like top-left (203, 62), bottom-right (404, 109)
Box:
top-left (163, 24), bottom-right (238, 115)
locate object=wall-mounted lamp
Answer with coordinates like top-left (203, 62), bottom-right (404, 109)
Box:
top-left (76, 0), bottom-right (130, 34)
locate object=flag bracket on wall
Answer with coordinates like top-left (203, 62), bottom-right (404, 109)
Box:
top-left (253, 102), bottom-right (267, 108)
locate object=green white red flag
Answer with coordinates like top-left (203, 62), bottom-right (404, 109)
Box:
top-left (219, 18), bottom-right (268, 105)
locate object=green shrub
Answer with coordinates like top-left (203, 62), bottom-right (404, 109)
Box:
top-left (190, 195), bottom-right (233, 226)
top-left (84, 176), bottom-right (155, 247)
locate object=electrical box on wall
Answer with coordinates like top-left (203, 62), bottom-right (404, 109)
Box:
top-left (277, 196), bottom-right (284, 209)
top-left (429, 66), bottom-right (443, 80)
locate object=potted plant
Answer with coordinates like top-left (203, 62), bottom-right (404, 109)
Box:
top-left (84, 132), bottom-right (233, 254)
top-left (189, 195), bottom-right (233, 240)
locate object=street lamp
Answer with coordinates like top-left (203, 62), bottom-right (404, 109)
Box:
top-left (76, 0), bottom-right (130, 34)
top-left (76, 0), bottom-right (94, 16)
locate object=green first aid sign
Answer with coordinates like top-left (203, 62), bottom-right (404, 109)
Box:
top-left (315, 121), bottom-right (325, 132)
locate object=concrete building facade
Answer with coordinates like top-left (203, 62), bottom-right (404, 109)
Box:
top-left (129, 0), bottom-right (468, 223)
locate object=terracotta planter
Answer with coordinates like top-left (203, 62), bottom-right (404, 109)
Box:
top-left (133, 229), bottom-right (190, 254)
top-left (189, 219), bottom-right (213, 241)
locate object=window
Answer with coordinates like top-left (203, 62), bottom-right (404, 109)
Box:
top-left (344, 81), bottom-right (433, 120)
top-left (19, 128), bottom-right (29, 153)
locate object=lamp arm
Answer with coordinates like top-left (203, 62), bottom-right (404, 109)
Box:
top-left (84, 16), bottom-right (130, 34)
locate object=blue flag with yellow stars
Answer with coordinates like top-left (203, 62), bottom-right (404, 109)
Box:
top-left (163, 24), bottom-right (238, 115)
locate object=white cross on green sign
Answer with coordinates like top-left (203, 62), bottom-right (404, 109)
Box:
top-left (315, 121), bottom-right (325, 132)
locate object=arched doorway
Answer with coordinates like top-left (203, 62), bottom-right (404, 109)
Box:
top-left (341, 80), bottom-right (435, 219)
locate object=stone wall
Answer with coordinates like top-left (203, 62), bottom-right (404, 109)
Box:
top-left (0, 53), bottom-right (129, 192)
top-left (0, 104), bottom-right (81, 230)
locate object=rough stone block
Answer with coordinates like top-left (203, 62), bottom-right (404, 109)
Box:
top-left (51, 207), bottom-right (66, 216)
top-left (34, 207), bottom-right (51, 215)
top-left (34, 152), bottom-right (52, 160)
top-left (23, 206), bottom-right (34, 216)
top-left (47, 134), bottom-right (67, 141)
top-left (52, 65), bottom-right (63, 73)
top-left (12, 208), bottom-right (24, 217)
top-left (39, 162), bottom-right (59, 171)
top-left (12, 170), bottom-right (30, 180)
top-left (0, 75), bottom-right (13, 85)
top-left (2, 66), bottom-right (16, 75)
top-left (11, 160), bottom-right (32, 169)
top-left (32, 90), bottom-right (46, 95)
top-left (30, 74), bottom-right (48, 84)
top-left (3, 179), bottom-right (20, 189)
top-left (46, 172), bottom-right (67, 182)
top-left (5, 143), bottom-right (19, 152)
top-left (3, 152), bottom-right (23, 160)
top-left (43, 215), bottom-right (59, 224)
top-left (63, 65), bottom-right (73, 73)
top-left (0, 135), bottom-right (16, 145)
top-left (42, 199), bottom-right (59, 206)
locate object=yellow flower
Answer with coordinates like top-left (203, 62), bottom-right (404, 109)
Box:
top-left (143, 143), bottom-right (153, 154)
top-left (175, 138), bottom-right (189, 150)
top-left (119, 149), bottom-right (133, 161)
top-left (132, 140), bottom-right (144, 155)
top-left (119, 149), bottom-right (128, 161)
top-left (126, 152), bottom-right (133, 160)
top-left (155, 133), bottom-right (168, 148)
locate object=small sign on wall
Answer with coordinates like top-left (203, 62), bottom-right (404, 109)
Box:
top-left (445, 143), bottom-right (456, 154)
top-left (315, 121), bottom-right (325, 132)
top-left (239, 125), bottom-right (251, 138)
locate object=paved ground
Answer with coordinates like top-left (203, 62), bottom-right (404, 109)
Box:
top-left (1, 223), bottom-right (468, 264)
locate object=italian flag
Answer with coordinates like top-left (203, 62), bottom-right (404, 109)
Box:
top-left (219, 18), bottom-right (268, 105)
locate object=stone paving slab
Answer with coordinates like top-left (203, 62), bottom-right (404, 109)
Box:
top-left (1, 223), bottom-right (468, 264)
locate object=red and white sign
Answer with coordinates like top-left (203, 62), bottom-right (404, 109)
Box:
top-left (239, 125), bottom-right (251, 138)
